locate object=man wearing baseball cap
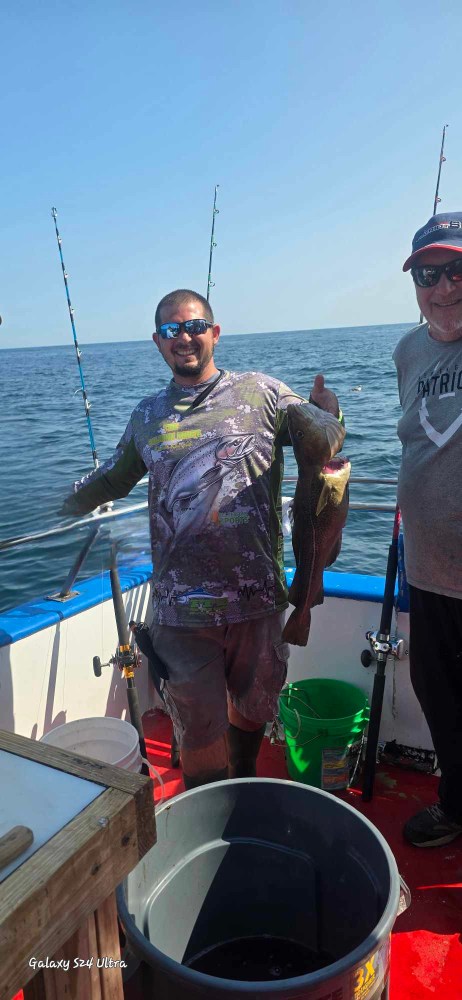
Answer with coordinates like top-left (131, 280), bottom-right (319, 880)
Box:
top-left (393, 213), bottom-right (462, 847)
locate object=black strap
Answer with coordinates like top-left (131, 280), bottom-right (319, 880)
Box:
top-left (189, 369), bottom-right (225, 410)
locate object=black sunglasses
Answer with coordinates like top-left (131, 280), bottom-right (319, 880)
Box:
top-left (411, 258), bottom-right (462, 288)
top-left (157, 319), bottom-right (212, 339)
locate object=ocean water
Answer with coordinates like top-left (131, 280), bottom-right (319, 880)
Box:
top-left (0, 324), bottom-right (410, 613)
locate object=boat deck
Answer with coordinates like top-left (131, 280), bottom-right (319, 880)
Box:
top-left (12, 709), bottom-right (461, 1000)
top-left (137, 709), bottom-right (462, 1000)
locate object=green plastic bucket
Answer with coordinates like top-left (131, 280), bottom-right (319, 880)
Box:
top-left (279, 678), bottom-right (369, 790)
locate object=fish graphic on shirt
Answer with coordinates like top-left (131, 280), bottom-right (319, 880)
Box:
top-left (164, 433), bottom-right (255, 536)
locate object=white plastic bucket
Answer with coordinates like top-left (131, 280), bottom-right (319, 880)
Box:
top-left (40, 717), bottom-right (143, 772)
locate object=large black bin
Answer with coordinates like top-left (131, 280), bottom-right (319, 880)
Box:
top-left (117, 778), bottom-right (405, 999)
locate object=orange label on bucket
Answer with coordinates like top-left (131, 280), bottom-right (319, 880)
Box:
top-left (351, 941), bottom-right (389, 1000)
top-left (352, 953), bottom-right (377, 999)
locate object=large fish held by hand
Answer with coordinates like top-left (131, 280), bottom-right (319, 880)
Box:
top-left (282, 402), bottom-right (351, 646)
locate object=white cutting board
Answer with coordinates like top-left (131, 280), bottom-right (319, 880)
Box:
top-left (0, 749), bottom-right (104, 883)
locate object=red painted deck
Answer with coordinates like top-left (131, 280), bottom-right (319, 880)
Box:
top-left (143, 709), bottom-right (462, 1000)
top-left (13, 711), bottom-right (461, 1000)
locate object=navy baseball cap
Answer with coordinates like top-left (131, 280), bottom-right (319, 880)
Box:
top-left (403, 212), bottom-right (462, 271)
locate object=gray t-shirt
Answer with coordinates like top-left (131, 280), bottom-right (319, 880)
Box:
top-left (393, 323), bottom-right (462, 599)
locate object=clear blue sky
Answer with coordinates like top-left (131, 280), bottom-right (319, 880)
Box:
top-left (2, 1), bottom-right (462, 348)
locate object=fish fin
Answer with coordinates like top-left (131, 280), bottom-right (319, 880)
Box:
top-left (197, 466), bottom-right (224, 489)
top-left (315, 481), bottom-right (331, 517)
top-left (324, 417), bottom-right (346, 459)
top-left (282, 608), bottom-right (311, 647)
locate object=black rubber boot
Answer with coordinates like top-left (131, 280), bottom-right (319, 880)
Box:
top-left (183, 766), bottom-right (229, 790)
top-left (227, 724), bottom-right (266, 778)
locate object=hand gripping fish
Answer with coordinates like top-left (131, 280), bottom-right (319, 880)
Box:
top-left (282, 402), bottom-right (351, 647)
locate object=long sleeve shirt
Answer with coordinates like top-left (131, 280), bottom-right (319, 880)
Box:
top-left (63, 369), bottom-right (304, 626)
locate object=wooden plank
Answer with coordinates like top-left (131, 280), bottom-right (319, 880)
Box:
top-left (95, 894), bottom-right (125, 1000)
top-left (0, 729), bottom-right (157, 856)
top-left (0, 728), bottom-right (148, 794)
top-left (0, 786), bottom-right (155, 1000)
top-left (23, 899), bottom-right (124, 1000)
top-left (35, 915), bottom-right (101, 1000)
top-left (23, 973), bottom-right (47, 1000)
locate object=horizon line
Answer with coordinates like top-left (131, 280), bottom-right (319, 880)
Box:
top-left (0, 320), bottom-right (416, 351)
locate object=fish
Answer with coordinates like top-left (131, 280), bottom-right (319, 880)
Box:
top-left (281, 402), bottom-right (350, 646)
top-left (165, 433), bottom-right (255, 512)
top-left (176, 588), bottom-right (221, 604)
top-left (164, 433), bottom-right (255, 538)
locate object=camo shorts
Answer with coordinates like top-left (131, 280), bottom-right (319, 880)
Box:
top-left (149, 612), bottom-right (289, 751)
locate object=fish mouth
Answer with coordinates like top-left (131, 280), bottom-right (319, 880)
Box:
top-left (324, 456), bottom-right (351, 474)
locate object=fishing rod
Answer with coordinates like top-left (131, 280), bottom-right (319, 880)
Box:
top-left (50, 209), bottom-right (157, 772)
top-left (206, 184), bottom-right (219, 302)
top-left (92, 543), bottom-right (150, 774)
top-left (433, 123), bottom-right (449, 216)
top-left (419, 124), bottom-right (449, 324)
top-left (51, 207), bottom-right (99, 469)
top-left (361, 508), bottom-right (402, 801)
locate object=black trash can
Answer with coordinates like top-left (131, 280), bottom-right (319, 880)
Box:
top-left (117, 778), bottom-right (407, 999)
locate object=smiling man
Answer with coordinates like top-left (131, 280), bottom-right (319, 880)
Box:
top-left (394, 213), bottom-right (462, 847)
top-left (152, 294), bottom-right (220, 383)
top-left (62, 288), bottom-right (342, 788)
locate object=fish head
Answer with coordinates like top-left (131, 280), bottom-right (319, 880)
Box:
top-left (287, 402), bottom-right (345, 467)
top-left (215, 434), bottom-right (255, 463)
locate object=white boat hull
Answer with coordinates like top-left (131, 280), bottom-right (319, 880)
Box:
top-left (0, 568), bottom-right (433, 753)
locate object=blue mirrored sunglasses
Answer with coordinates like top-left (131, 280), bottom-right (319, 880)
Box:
top-left (157, 319), bottom-right (212, 339)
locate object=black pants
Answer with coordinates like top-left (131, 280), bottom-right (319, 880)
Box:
top-left (409, 585), bottom-right (462, 823)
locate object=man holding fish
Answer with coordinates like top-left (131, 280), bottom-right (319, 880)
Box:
top-left (395, 213), bottom-right (462, 847)
top-left (62, 289), bottom-right (348, 788)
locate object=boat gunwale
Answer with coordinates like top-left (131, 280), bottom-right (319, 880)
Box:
top-left (0, 565), bottom-right (404, 649)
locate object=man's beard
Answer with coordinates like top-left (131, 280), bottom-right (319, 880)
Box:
top-left (173, 346), bottom-right (213, 378)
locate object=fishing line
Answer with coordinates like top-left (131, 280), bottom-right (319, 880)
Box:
top-left (51, 208), bottom-right (150, 769)
top-left (206, 184), bottom-right (219, 302)
top-left (51, 207), bottom-right (99, 469)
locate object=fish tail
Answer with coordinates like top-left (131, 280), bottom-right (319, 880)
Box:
top-left (281, 608), bottom-right (311, 647)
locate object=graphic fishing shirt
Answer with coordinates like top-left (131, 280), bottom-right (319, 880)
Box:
top-left (63, 370), bottom-right (304, 626)
top-left (393, 324), bottom-right (462, 599)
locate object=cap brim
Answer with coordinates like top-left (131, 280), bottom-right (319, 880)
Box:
top-left (403, 243), bottom-right (462, 271)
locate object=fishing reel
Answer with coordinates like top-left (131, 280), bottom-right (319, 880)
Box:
top-left (360, 630), bottom-right (407, 668)
top-left (93, 642), bottom-right (142, 679)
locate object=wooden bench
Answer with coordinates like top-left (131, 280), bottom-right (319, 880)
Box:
top-left (0, 729), bottom-right (156, 1000)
